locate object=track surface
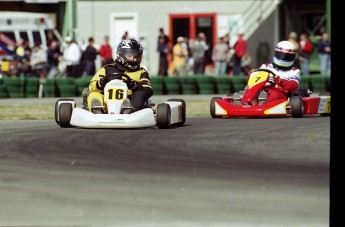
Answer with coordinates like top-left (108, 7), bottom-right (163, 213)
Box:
top-left (0, 116), bottom-right (330, 226)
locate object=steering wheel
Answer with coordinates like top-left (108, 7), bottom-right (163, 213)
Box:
top-left (253, 68), bottom-right (277, 77)
top-left (105, 73), bottom-right (132, 86)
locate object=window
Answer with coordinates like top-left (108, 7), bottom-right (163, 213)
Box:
top-left (32, 31), bottom-right (42, 45)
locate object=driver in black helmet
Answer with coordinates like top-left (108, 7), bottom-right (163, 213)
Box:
top-left (85, 38), bottom-right (153, 114)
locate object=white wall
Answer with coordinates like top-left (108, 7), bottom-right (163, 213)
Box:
top-left (77, 0), bottom-right (258, 75)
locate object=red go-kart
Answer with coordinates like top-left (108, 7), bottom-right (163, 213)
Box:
top-left (210, 68), bottom-right (331, 118)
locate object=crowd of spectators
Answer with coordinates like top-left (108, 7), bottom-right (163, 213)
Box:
top-left (4, 35), bottom-right (113, 79)
top-left (288, 30), bottom-right (331, 76)
top-left (158, 29), bottom-right (251, 77)
top-left (4, 28), bottom-right (331, 79)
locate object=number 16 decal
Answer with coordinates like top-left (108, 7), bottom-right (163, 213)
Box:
top-left (107, 88), bottom-right (125, 100)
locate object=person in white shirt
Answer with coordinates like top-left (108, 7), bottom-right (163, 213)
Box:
top-left (30, 42), bottom-right (48, 78)
top-left (63, 36), bottom-right (82, 78)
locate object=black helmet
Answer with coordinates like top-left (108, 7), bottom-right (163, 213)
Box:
top-left (116, 38), bottom-right (143, 70)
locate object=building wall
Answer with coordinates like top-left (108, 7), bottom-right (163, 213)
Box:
top-left (77, 0), bottom-right (270, 75)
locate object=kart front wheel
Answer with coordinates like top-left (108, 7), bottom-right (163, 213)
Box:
top-left (55, 98), bottom-right (75, 125)
top-left (210, 97), bottom-right (223, 118)
top-left (156, 103), bottom-right (171, 129)
top-left (291, 96), bottom-right (304, 118)
top-left (167, 98), bottom-right (186, 126)
top-left (59, 103), bottom-right (73, 128)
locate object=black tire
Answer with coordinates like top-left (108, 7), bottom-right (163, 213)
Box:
top-left (210, 97), bottom-right (223, 118)
top-left (156, 103), bottom-right (171, 129)
top-left (291, 96), bottom-right (304, 118)
top-left (59, 103), bottom-right (73, 128)
top-left (55, 98), bottom-right (75, 125)
top-left (167, 99), bottom-right (186, 126)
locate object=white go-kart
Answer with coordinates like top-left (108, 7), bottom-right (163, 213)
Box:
top-left (54, 74), bottom-right (186, 129)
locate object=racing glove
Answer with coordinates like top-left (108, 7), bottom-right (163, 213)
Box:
top-left (127, 80), bottom-right (139, 90)
top-left (273, 75), bottom-right (281, 86)
top-left (268, 76), bottom-right (275, 86)
top-left (97, 76), bottom-right (107, 90)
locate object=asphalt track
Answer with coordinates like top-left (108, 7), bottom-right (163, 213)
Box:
top-left (0, 113), bottom-right (330, 226)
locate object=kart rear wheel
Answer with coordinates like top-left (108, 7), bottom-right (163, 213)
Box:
top-left (210, 97), bottom-right (223, 118)
top-left (55, 98), bottom-right (75, 125)
top-left (291, 96), bottom-right (304, 118)
top-left (156, 103), bottom-right (171, 129)
top-left (59, 103), bottom-right (73, 128)
top-left (167, 99), bottom-right (186, 126)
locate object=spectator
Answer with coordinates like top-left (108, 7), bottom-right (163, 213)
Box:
top-left (157, 36), bottom-right (170, 76)
top-left (223, 33), bottom-right (232, 75)
top-left (201, 33), bottom-right (213, 74)
top-left (122, 31), bottom-right (129, 40)
top-left (63, 36), bottom-right (82, 78)
top-left (99, 35), bottom-right (113, 67)
top-left (182, 37), bottom-right (192, 75)
top-left (158, 27), bottom-right (170, 45)
top-left (47, 40), bottom-right (62, 78)
top-left (241, 53), bottom-right (252, 75)
top-left (232, 31), bottom-right (247, 75)
top-left (172, 36), bottom-right (188, 76)
top-left (317, 32), bottom-right (331, 76)
top-left (192, 33), bottom-right (209, 74)
top-left (14, 39), bottom-right (26, 62)
top-left (212, 36), bottom-right (230, 76)
top-left (30, 42), bottom-right (48, 78)
top-left (81, 37), bottom-right (98, 76)
top-left (288, 31), bottom-right (300, 68)
top-left (17, 39), bottom-right (31, 77)
top-left (298, 33), bottom-right (314, 75)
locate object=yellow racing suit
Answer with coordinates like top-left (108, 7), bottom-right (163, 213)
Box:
top-left (87, 62), bottom-right (153, 113)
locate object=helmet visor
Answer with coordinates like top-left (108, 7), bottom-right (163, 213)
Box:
top-left (274, 51), bottom-right (296, 61)
top-left (122, 49), bottom-right (143, 65)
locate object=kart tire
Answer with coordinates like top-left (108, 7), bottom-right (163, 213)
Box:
top-left (291, 96), bottom-right (304, 118)
top-left (156, 103), bottom-right (171, 129)
top-left (59, 103), bottom-right (73, 128)
top-left (55, 98), bottom-right (75, 125)
top-left (167, 99), bottom-right (186, 126)
top-left (210, 97), bottom-right (223, 118)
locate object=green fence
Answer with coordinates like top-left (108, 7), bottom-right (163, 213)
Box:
top-left (0, 74), bottom-right (330, 98)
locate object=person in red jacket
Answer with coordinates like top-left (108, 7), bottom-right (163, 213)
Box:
top-left (99, 35), bottom-right (113, 67)
top-left (232, 31), bottom-right (247, 75)
top-left (240, 40), bottom-right (301, 104)
top-left (298, 32), bottom-right (314, 75)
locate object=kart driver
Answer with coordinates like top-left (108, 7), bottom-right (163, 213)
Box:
top-left (85, 38), bottom-right (153, 113)
top-left (241, 40), bottom-right (301, 104)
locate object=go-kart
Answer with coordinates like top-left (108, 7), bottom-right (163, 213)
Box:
top-left (55, 74), bottom-right (186, 129)
top-left (210, 68), bottom-right (331, 118)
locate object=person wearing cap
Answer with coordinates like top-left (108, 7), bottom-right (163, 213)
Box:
top-left (172, 36), bottom-right (188, 76)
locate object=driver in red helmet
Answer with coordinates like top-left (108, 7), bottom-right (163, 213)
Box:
top-left (241, 40), bottom-right (301, 104)
top-left (85, 38), bottom-right (153, 114)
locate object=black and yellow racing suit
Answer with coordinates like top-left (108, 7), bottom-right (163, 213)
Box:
top-left (87, 62), bottom-right (153, 113)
